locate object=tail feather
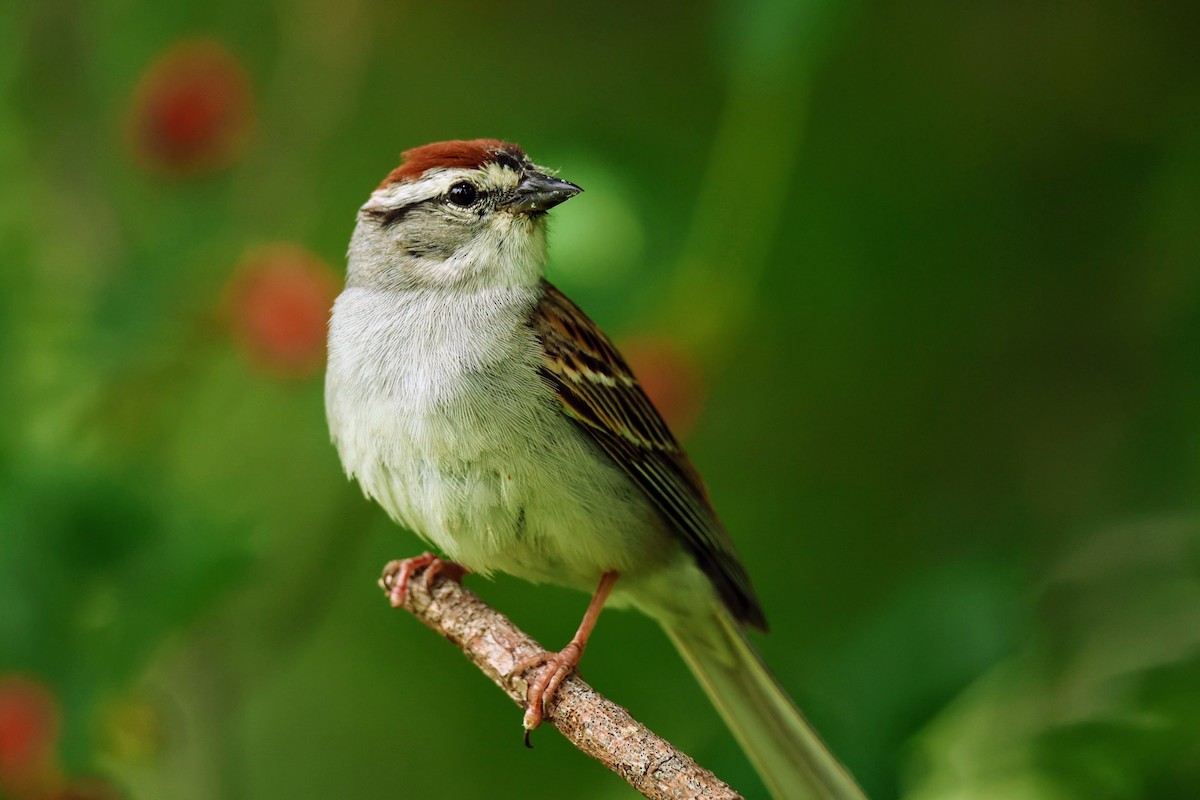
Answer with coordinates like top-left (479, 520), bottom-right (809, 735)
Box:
top-left (664, 608), bottom-right (866, 800)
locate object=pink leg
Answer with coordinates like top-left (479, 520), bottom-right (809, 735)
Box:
top-left (514, 571), bottom-right (619, 734)
top-left (378, 552), bottom-right (466, 608)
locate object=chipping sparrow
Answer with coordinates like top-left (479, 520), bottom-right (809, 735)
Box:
top-left (325, 139), bottom-right (865, 799)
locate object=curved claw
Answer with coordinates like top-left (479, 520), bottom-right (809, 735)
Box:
top-left (515, 642), bottom-right (584, 731)
top-left (379, 553), bottom-right (466, 607)
top-left (509, 572), bottom-right (619, 740)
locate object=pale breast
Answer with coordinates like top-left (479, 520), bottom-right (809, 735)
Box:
top-left (325, 286), bottom-right (671, 590)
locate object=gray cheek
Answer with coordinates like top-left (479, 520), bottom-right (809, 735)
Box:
top-left (401, 209), bottom-right (480, 261)
top-left (402, 238), bottom-right (455, 261)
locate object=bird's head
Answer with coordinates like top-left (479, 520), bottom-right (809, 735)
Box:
top-left (347, 139), bottom-right (581, 292)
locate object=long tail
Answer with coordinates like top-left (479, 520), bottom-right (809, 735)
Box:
top-left (664, 608), bottom-right (867, 800)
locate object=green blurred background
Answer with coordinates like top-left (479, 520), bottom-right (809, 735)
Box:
top-left (2, 0), bottom-right (1199, 798)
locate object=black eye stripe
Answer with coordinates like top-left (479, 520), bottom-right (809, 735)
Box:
top-left (366, 179), bottom-right (493, 227)
top-left (364, 204), bottom-right (413, 227)
top-left (493, 152), bottom-right (524, 172)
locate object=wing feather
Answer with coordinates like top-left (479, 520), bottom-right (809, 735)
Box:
top-left (531, 281), bottom-right (767, 630)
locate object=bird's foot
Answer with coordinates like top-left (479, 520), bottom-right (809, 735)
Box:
top-left (513, 641), bottom-right (584, 736)
top-left (378, 552), bottom-right (466, 608)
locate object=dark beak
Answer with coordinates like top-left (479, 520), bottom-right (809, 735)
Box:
top-left (506, 172), bottom-right (582, 213)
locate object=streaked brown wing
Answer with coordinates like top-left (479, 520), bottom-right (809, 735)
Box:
top-left (532, 281), bottom-right (767, 630)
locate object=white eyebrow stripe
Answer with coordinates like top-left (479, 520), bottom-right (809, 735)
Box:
top-left (361, 164), bottom-right (522, 214)
top-left (362, 168), bottom-right (474, 212)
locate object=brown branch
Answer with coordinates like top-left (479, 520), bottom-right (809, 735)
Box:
top-left (381, 567), bottom-right (744, 800)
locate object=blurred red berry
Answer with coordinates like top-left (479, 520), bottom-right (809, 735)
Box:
top-left (225, 244), bottom-right (339, 377)
top-left (0, 675), bottom-right (61, 793)
top-left (127, 40), bottom-right (253, 176)
top-left (619, 336), bottom-right (706, 438)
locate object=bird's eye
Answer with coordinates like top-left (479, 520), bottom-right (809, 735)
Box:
top-left (447, 182), bottom-right (478, 206)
